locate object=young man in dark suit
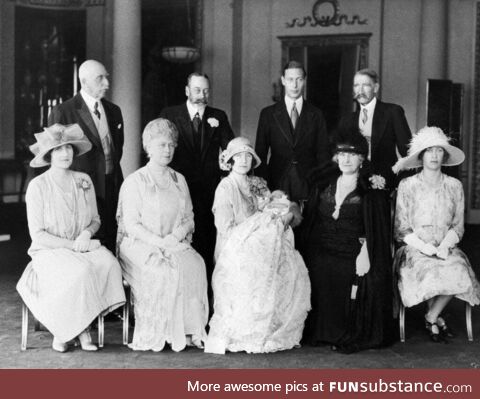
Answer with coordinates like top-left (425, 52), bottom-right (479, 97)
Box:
top-left (48, 59), bottom-right (124, 253)
top-left (255, 60), bottom-right (330, 212)
top-left (338, 68), bottom-right (412, 190)
top-left (160, 73), bottom-right (234, 294)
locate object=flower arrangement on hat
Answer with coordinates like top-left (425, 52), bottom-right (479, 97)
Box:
top-left (29, 123), bottom-right (92, 168)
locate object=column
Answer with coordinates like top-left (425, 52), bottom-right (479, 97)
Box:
top-left (111, 0), bottom-right (141, 177)
top-left (416, 0), bottom-right (448, 128)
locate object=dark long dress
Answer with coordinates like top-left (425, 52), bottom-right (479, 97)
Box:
top-left (301, 177), bottom-right (395, 352)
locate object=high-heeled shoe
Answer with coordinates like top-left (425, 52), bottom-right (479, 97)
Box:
top-left (77, 330), bottom-right (98, 351)
top-left (424, 317), bottom-right (444, 343)
top-left (52, 337), bottom-right (68, 353)
top-left (437, 316), bottom-right (456, 338)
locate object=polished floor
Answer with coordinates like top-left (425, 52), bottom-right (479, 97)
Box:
top-left (1, 203), bottom-right (479, 369)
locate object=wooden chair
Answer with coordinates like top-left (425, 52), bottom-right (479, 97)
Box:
top-left (122, 279), bottom-right (131, 346)
top-left (21, 301), bottom-right (106, 350)
top-left (398, 300), bottom-right (473, 343)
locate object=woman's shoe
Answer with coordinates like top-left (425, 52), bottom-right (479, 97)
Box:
top-left (424, 317), bottom-right (444, 343)
top-left (52, 337), bottom-right (68, 353)
top-left (78, 330), bottom-right (98, 351)
top-left (437, 316), bottom-right (456, 339)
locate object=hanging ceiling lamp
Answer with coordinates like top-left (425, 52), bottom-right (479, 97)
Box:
top-left (162, 0), bottom-right (200, 64)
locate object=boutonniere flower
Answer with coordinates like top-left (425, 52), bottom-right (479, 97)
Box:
top-left (207, 117), bottom-right (219, 128)
top-left (77, 178), bottom-right (92, 192)
top-left (369, 174), bottom-right (386, 190)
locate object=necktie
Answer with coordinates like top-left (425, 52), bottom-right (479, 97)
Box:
top-left (192, 112), bottom-right (201, 149)
top-left (94, 102), bottom-right (101, 120)
top-left (361, 108), bottom-right (368, 125)
top-left (291, 102), bottom-right (299, 129)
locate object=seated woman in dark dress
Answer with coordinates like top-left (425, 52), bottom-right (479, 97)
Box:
top-left (300, 128), bottom-right (394, 353)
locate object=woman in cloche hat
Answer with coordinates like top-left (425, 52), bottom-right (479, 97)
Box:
top-left (205, 137), bottom-right (311, 354)
top-left (393, 126), bottom-right (480, 342)
top-left (17, 124), bottom-right (125, 352)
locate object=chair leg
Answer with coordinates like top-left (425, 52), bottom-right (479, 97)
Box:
top-left (21, 302), bottom-right (29, 351)
top-left (122, 285), bottom-right (130, 345)
top-left (98, 314), bottom-right (104, 348)
top-left (399, 303), bottom-right (405, 343)
top-left (466, 303), bottom-right (473, 342)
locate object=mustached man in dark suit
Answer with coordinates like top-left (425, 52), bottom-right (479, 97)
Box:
top-left (160, 73), bottom-right (234, 292)
top-left (48, 60), bottom-right (124, 253)
top-left (255, 60), bottom-right (330, 221)
top-left (338, 68), bottom-right (412, 190)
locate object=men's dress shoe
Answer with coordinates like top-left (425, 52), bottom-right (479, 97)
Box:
top-left (78, 330), bottom-right (98, 351)
top-left (52, 337), bottom-right (68, 353)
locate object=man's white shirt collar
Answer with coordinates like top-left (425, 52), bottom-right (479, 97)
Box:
top-left (284, 96), bottom-right (303, 115)
top-left (80, 89), bottom-right (103, 113)
top-left (186, 101), bottom-right (205, 120)
top-left (360, 96), bottom-right (377, 115)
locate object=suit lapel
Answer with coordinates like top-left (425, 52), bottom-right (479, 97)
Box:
top-left (74, 94), bottom-right (102, 149)
top-left (371, 100), bottom-right (387, 155)
top-left (273, 102), bottom-right (294, 146)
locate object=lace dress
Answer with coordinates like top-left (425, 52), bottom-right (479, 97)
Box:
top-left (204, 175), bottom-right (311, 354)
top-left (16, 171), bottom-right (125, 343)
top-left (394, 173), bottom-right (480, 307)
top-left (116, 165), bottom-right (208, 352)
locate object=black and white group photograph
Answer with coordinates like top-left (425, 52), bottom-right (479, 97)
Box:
top-left (1, 0), bottom-right (480, 385)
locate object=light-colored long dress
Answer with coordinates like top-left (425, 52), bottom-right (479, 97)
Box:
top-left (205, 175), bottom-right (311, 354)
top-left (16, 171), bottom-right (126, 343)
top-left (394, 173), bottom-right (480, 307)
top-left (117, 165), bottom-right (208, 352)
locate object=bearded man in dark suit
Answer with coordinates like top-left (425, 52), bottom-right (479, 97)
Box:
top-left (48, 59), bottom-right (124, 252)
top-left (160, 72), bottom-right (234, 291)
top-left (255, 60), bottom-right (330, 211)
top-left (338, 68), bottom-right (412, 190)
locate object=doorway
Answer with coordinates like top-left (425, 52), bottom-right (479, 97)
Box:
top-left (279, 34), bottom-right (370, 131)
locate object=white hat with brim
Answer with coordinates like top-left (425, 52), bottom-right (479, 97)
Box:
top-left (219, 137), bottom-right (261, 171)
top-left (29, 123), bottom-right (92, 168)
top-left (392, 126), bottom-right (465, 174)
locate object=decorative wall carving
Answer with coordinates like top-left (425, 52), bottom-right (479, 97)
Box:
top-left (286, 0), bottom-right (367, 28)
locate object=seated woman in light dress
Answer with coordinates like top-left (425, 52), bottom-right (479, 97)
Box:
top-left (117, 118), bottom-right (208, 352)
top-left (204, 137), bottom-right (311, 354)
top-left (393, 126), bottom-right (480, 342)
top-left (17, 123), bottom-right (126, 353)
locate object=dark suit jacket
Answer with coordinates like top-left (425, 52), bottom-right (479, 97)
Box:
top-left (255, 100), bottom-right (330, 201)
top-left (338, 99), bottom-right (412, 189)
top-left (160, 103), bottom-right (234, 201)
top-left (48, 93), bottom-right (124, 200)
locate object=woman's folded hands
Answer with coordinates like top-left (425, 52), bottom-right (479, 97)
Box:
top-left (72, 230), bottom-right (101, 252)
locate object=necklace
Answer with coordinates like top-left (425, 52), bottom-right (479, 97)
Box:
top-left (333, 175), bottom-right (357, 220)
top-left (147, 163), bottom-right (171, 189)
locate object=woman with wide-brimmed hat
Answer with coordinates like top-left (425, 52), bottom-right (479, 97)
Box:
top-left (204, 137), bottom-right (311, 354)
top-left (16, 123), bottom-right (125, 352)
top-left (393, 126), bottom-right (480, 342)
